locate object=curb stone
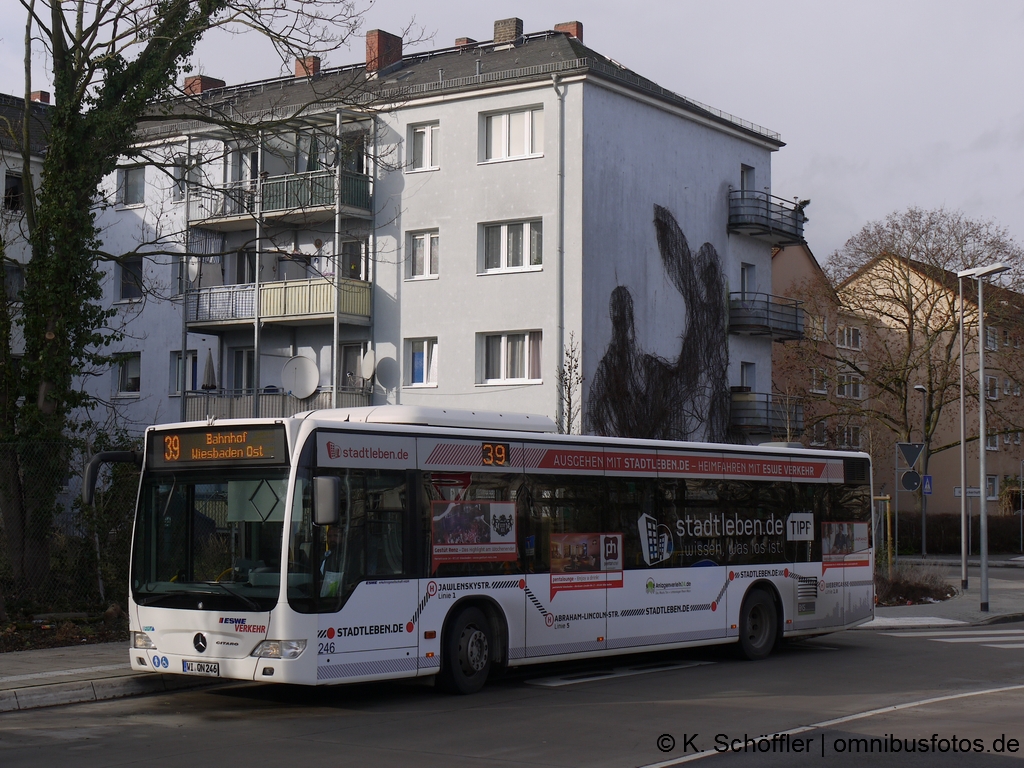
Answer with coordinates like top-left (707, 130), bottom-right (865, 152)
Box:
top-left (0, 674), bottom-right (219, 713)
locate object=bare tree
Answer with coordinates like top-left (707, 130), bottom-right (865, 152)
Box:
top-left (556, 332), bottom-right (584, 435)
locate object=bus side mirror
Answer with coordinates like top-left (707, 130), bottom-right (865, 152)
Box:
top-left (313, 476), bottom-right (340, 526)
top-left (82, 451), bottom-right (141, 505)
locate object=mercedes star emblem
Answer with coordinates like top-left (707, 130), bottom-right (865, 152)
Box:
top-left (193, 632), bottom-right (207, 653)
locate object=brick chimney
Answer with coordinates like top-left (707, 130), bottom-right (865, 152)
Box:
top-left (493, 17), bottom-right (523, 45)
top-left (455, 37), bottom-right (477, 50)
top-left (295, 56), bottom-right (321, 78)
top-left (366, 30), bottom-right (403, 73)
top-left (554, 21), bottom-right (583, 42)
top-left (30, 91), bottom-right (50, 104)
top-left (183, 75), bottom-right (226, 95)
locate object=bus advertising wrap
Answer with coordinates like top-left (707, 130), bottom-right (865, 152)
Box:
top-left (431, 501), bottom-right (518, 572)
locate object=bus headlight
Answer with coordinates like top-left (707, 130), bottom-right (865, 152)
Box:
top-left (251, 640), bottom-right (306, 659)
top-left (132, 632), bottom-right (156, 650)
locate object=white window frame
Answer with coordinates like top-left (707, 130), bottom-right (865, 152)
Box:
top-left (986, 474), bottom-right (998, 500)
top-left (406, 338), bottom-right (438, 387)
top-left (407, 231), bottom-right (439, 279)
top-left (116, 166), bottom-right (146, 207)
top-left (480, 219), bottom-right (543, 273)
top-left (1005, 378), bottom-right (1012, 396)
top-left (171, 350), bottom-right (198, 394)
top-left (117, 353), bottom-right (141, 395)
top-left (841, 425), bottom-right (861, 449)
top-left (986, 375), bottom-right (999, 400)
top-left (119, 255), bottom-right (144, 301)
top-left (985, 327), bottom-right (998, 351)
top-left (481, 107), bottom-right (543, 162)
top-left (986, 432), bottom-right (999, 451)
top-left (409, 123), bottom-right (440, 171)
top-left (809, 367), bottom-right (827, 394)
top-left (837, 373), bottom-right (863, 400)
top-left (479, 330), bottom-right (542, 384)
top-left (836, 325), bottom-right (862, 350)
top-left (807, 315), bottom-right (828, 342)
top-left (810, 420), bottom-right (827, 446)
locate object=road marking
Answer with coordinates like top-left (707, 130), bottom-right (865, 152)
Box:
top-left (881, 629), bottom-right (1024, 638)
top-left (984, 643), bottom-right (1024, 649)
top-left (526, 660), bottom-right (713, 688)
top-left (858, 616), bottom-right (966, 629)
top-left (933, 636), bottom-right (1024, 643)
top-left (0, 663), bottom-right (128, 684)
top-left (637, 683), bottom-right (1024, 768)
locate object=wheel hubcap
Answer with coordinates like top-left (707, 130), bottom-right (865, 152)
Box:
top-left (460, 626), bottom-right (489, 675)
top-left (747, 605), bottom-right (768, 647)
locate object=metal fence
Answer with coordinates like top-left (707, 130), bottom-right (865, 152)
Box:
top-left (0, 442), bottom-right (139, 620)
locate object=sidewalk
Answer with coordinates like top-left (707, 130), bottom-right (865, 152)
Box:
top-left (0, 642), bottom-right (215, 713)
top-left (861, 554), bottom-right (1024, 629)
top-left (2, 561), bottom-right (1022, 713)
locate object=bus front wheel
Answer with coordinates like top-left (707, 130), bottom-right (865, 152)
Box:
top-left (737, 589), bottom-right (777, 661)
top-left (439, 607), bottom-right (492, 694)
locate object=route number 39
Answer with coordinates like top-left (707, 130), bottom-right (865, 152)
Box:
top-left (164, 435), bottom-right (180, 461)
top-left (481, 442), bottom-right (509, 467)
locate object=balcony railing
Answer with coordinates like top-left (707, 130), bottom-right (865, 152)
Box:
top-left (727, 190), bottom-right (806, 245)
top-left (186, 277), bottom-right (371, 326)
top-left (728, 292), bottom-right (804, 341)
top-left (730, 391), bottom-right (804, 437)
top-left (182, 387), bottom-right (371, 420)
top-left (187, 169), bottom-right (371, 223)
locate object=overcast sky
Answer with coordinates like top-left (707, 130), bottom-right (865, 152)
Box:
top-left (3, 0), bottom-right (1023, 260)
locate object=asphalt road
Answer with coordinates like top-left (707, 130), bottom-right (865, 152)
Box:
top-left (3, 624), bottom-right (1024, 768)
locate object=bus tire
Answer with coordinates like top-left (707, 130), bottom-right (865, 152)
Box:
top-left (439, 607), bottom-right (492, 695)
top-left (737, 589), bottom-right (776, 661)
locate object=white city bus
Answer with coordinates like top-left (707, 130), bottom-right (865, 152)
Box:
top-left (86, 406), bottom-right (873, 694)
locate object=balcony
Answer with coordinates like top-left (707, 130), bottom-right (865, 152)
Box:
top-left (727, 190), bottom-right (806, 245)
top-left (185, 277), bottom-right (371, 332)
top-left (182, 387), bottom-right (371, 421)
top-left (729, 292), bottom-right (804, 341)
top-left (187, 169), bottom-right (372, 230)
top-left (730, 391), bottom-right (804, 438)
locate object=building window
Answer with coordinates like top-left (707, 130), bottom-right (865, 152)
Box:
top-left (1005, 432), bottom-right (1012, 445)
top-left (171, 154), bottom-right (189, 202)
top-left (4, 263), bottom-right (24, 301)
top-left (481, 331), bottom-right (542, 383)
top-left (409, 123), bottom-right (439, 170)
top-left (1005, 378), bottom-right (1012, 396)
top-left (171, 350), bottom-right (198, 393)
top-left (481, 220), bottom-right (542, 272)
top-left (986, 475), bottom-right (998, 500)
top-left (809, 367), bottom-right (827, 394)
top-left (986, 432), bottom-right (998, 451)
top-left (120, 256), bottom-right (144, 300)
top-left (117, 166), bottom-right (145, 206)
top-left (4, 172), bottom-right (23, 211)
top-left (836, 325), bottom-right (861, 350)
top-left (407, 231), bottom-right (439, 278)
top-left (985, 327), bottom-right (998, 351)
top-left (483, 108), bottom-right (543, 161)
top-left (118, 353), bottom-right (141, 394)
top-left (233, 348), bottom-right (255, 392)
top-left (1016, 432), bottom-right (1021, 445)
top-left (407, 338), bottom-right (438, 386)
top-left (810, 420), bottom-right (827, 446)
top-left (1016, 383), bottom-right (1021, 397)
top-left (807, 315), bottom-right (828, 342)
top-left (841, 425), bottom-right (861, 449)
top-left (235, 250), bottom-right (257, 285)
top-left (986, 375), bottom-right (999, 400)
top-left (837, 373), bottom-right (863, 399)
top-left (1004, 329), bottom-right (1010, 347)
top-left (342, 241), bottom-right (366, 281)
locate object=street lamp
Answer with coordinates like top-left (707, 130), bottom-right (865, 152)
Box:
top-left (958, 262), bottom-right (1010, 612)
top-left (915, 383), bottom-right (927, 555)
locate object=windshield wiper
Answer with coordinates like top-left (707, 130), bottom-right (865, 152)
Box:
top-left (202, 581), bottom-right (263, 612)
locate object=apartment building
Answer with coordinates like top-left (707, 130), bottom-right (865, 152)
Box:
top-left (94, 17), bottom-right (808, 441)
top-left (774, 244), bottom-right (1024, 516)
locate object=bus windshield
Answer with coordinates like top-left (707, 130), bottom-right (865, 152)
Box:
top-left (131, 467), bottom-right (289, 612)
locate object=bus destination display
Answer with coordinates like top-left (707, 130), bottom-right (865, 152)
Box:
top-left (147, 426), bottom-right (287, 469)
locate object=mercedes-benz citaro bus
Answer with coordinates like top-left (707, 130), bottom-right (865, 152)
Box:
top-left (84, 406), bottom-right (873, 694)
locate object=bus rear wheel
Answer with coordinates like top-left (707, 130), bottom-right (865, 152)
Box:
top-left (439, 607), bottom-right (492, 695)
top-left (737, 589), bottom-right (777, 661)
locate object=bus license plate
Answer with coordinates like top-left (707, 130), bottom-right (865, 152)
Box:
top-left (182, 660), bottom-right (219, 677)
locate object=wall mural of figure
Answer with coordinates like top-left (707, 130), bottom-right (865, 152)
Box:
top-left (587, 204), bottom-right (729, 442)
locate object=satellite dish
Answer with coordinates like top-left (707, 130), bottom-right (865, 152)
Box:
top-left (361, 349), bottom-right (376, 380)
top-left (187, 255), bottom-right (200, 282)
top-left (281, 356), bottom-right (319, 399)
